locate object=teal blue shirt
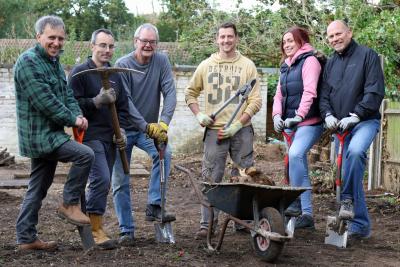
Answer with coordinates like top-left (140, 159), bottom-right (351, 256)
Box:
top-left (14, 43), bottom-right (81, 158)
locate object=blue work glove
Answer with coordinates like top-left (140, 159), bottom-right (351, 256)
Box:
top-left (273, 115), bottom-right (284, 133)
top-left (284, 115), bottom-right (303, 129)
top-left (338, 115), bottom-right (360, 131)
top-left (196, 112), bottom-right (214, 127)
top-left (218, 121), bottom-right (243, 139)
top-left (324, 114), bottom-right (339, 131)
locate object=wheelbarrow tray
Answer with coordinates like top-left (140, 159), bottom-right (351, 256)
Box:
top-left (202, 182), bottom-right (308, 220)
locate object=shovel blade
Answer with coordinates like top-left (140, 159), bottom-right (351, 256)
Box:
top-left (154, 222), bottom-right (175, 244)
top-left (78, 225), bottom-right (96, 250)
top-left (324, 216), bottom-right (348, 248)
top-left (285, 217), bottom-right (296, 238)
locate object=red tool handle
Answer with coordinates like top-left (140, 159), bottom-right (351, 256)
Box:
top-left (335, 131), bottom-right (349, 203)
top-left (282, 130), bottom-right (296, 185)
top-left (73, 128), bottom-right (85, 144)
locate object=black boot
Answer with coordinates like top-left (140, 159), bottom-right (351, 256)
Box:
top-left (145, 204), bottom-right (176, 222)
top-left (284, 198), bottom-right (302, 217)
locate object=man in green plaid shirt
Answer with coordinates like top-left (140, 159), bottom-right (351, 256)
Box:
top-left (14, 15), bottom-right (96, 251)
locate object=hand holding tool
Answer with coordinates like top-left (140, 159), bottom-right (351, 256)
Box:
top-left (113, 128), bottom-right (127, 150)
top-left (325, 114), bottom-right (338, 131)
top-left (284, 115), bottom-right (303, 128)
top-left (273, 115), bottom-right (284, 133)
top-left (93, 87), bottom-right (116, 108)
top-left (196, 112), bottom-right (214, 127)
top-left (146, 123), bottom-right (168, 143)
top-left (338, 115), bottom-right (360, 131)
top-left (217, 121), bottom-right (243, 139)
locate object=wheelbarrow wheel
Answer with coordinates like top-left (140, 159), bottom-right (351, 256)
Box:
top-left (251, 207), bottom-right (285, 262)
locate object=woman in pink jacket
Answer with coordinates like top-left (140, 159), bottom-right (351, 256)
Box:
top-left (272, 26), bottom-right (323, 229)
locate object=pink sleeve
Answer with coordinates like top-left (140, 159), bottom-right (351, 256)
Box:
top-left (296, 56), bottom-right (321, 118)
top-left (272, 77), bottom-right (283, 117)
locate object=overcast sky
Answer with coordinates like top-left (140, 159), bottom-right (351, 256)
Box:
top-left (123, 0), bottom-right (269, 15)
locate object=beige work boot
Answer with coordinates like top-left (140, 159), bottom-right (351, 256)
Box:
top-left (57, 204), bottom-right (90, 226)
top-left (88, 214), bottom-right (117, 250)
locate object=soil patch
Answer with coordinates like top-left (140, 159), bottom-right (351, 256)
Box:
top-left (0, 143), bottom-right (399, 266)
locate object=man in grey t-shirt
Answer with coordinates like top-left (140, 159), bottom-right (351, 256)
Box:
top-left (111, 23), bottom-right (177, 246)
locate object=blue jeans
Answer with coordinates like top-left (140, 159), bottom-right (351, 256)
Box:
top-left (84, 140), bottom-right (115, 215)
top-left (111, 131), bottom-right (172, 235)
top-left (287, 124), bottom-right (323, 216)
top-left (335, 119), bottom-right (380, 237)
top-left (16, 140), bottom-right (94, 244)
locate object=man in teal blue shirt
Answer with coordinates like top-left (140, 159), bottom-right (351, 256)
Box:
top-left (14, 15), bottom-right (95, 251)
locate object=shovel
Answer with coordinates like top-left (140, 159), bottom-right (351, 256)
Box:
top-left (154, 141), bottom-right (175, 243)
top-left (281, 129), bottom-right (301, 236)
top-left (325, 131), bottom-right (349, 248)
top-left (72, 128), bottom-right (96, 250)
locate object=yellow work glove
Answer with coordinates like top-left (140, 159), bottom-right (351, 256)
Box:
top-left (217, 121), bottom-right (243, 140)
top-left (146, 123), bottom-right (168, 143)
top-left (159, 121), bottom-right (169, 132)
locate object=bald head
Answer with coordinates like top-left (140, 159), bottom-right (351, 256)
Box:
top-left (327, 20), bottom-right (353, 53)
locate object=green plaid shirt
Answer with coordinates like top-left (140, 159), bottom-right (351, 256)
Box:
top-left (14, 43), bottom-right (82, 158)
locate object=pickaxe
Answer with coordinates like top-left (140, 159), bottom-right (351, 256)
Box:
top-left (72, 67), bottom-right (144, 174)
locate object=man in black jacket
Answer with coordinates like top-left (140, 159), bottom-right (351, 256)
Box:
top-left (319, 20), bottom-right (384, 241)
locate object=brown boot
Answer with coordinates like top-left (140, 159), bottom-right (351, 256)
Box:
top-left (57, 204), bottom-right (90, 226)
top-left (89, 214), bottom-right (117, 250)
top-left (18, 239), bottom-right (58, 251)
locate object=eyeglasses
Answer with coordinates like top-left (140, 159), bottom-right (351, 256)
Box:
top-left (94, 43), bottom-right (116, 50)
top-left (137, 38), bottom-right (158, 46)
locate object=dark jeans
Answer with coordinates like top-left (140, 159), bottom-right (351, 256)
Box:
top-left (84, 140), bottom-right (115, 215)
top-left (16, 140), bottom-right (94, 244)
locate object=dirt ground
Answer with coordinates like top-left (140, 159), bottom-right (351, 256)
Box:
top-left (0, 142), bottom-right (399, 266)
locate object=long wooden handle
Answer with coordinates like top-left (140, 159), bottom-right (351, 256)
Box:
top-left (109, 103), bottom-right (129, 174)
top-left (100, 72), bottom-right (129, 174)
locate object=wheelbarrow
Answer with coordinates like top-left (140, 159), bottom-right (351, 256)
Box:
top-left (175, 165), bottom-right (309, 262)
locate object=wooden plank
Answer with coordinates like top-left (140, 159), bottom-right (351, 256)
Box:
top-left (0, 179), bottom-right (29, 189)
top-left (382, 100), bottom-right (400, 193)
top-left (383, 109), bottom-right (400, 115)
top-left (14, 166), bottom-right (149, 180)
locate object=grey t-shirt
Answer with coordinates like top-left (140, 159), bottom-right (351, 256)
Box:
top-left (115, 51), bottom-right (177, 132)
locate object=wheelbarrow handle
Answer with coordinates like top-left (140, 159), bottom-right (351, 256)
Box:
top-left (174, 165), bottom-right (210, 208)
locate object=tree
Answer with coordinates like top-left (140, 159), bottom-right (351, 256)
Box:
top-left (0, 0), bottom-right (36, 38)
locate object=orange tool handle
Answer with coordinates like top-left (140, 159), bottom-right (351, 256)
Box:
top-left (73, 128), bottom-right (85, 144)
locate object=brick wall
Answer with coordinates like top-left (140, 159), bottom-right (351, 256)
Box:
top-left (0, 65), bottom-right (271, 162)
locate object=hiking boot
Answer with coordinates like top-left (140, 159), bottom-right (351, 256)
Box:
top-left (88, 214), bottom-right (117, 250)
top-left (284, 198), bottom-right (302, 217)
top-left (295, 214), bottom-right (315, 230)
top-left (195, 228), bottom-right (216, 240)
top-left (57, 204), bottom-right (90, 226)
top-left (347, 232), bottom-right (370, 247)
top-left (18, 239), bottom-right (58, 251)
top-left (339, 199), bottom-right (354, 220)
top-left (118, 232), bottom-right (135, 247)
top-left (244, 166), bottom-right (259, 177)
top-left (145, 204), bottom-right (176, 222)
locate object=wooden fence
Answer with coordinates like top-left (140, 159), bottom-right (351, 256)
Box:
top-left (369, 100), bottom-right (400, 193)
